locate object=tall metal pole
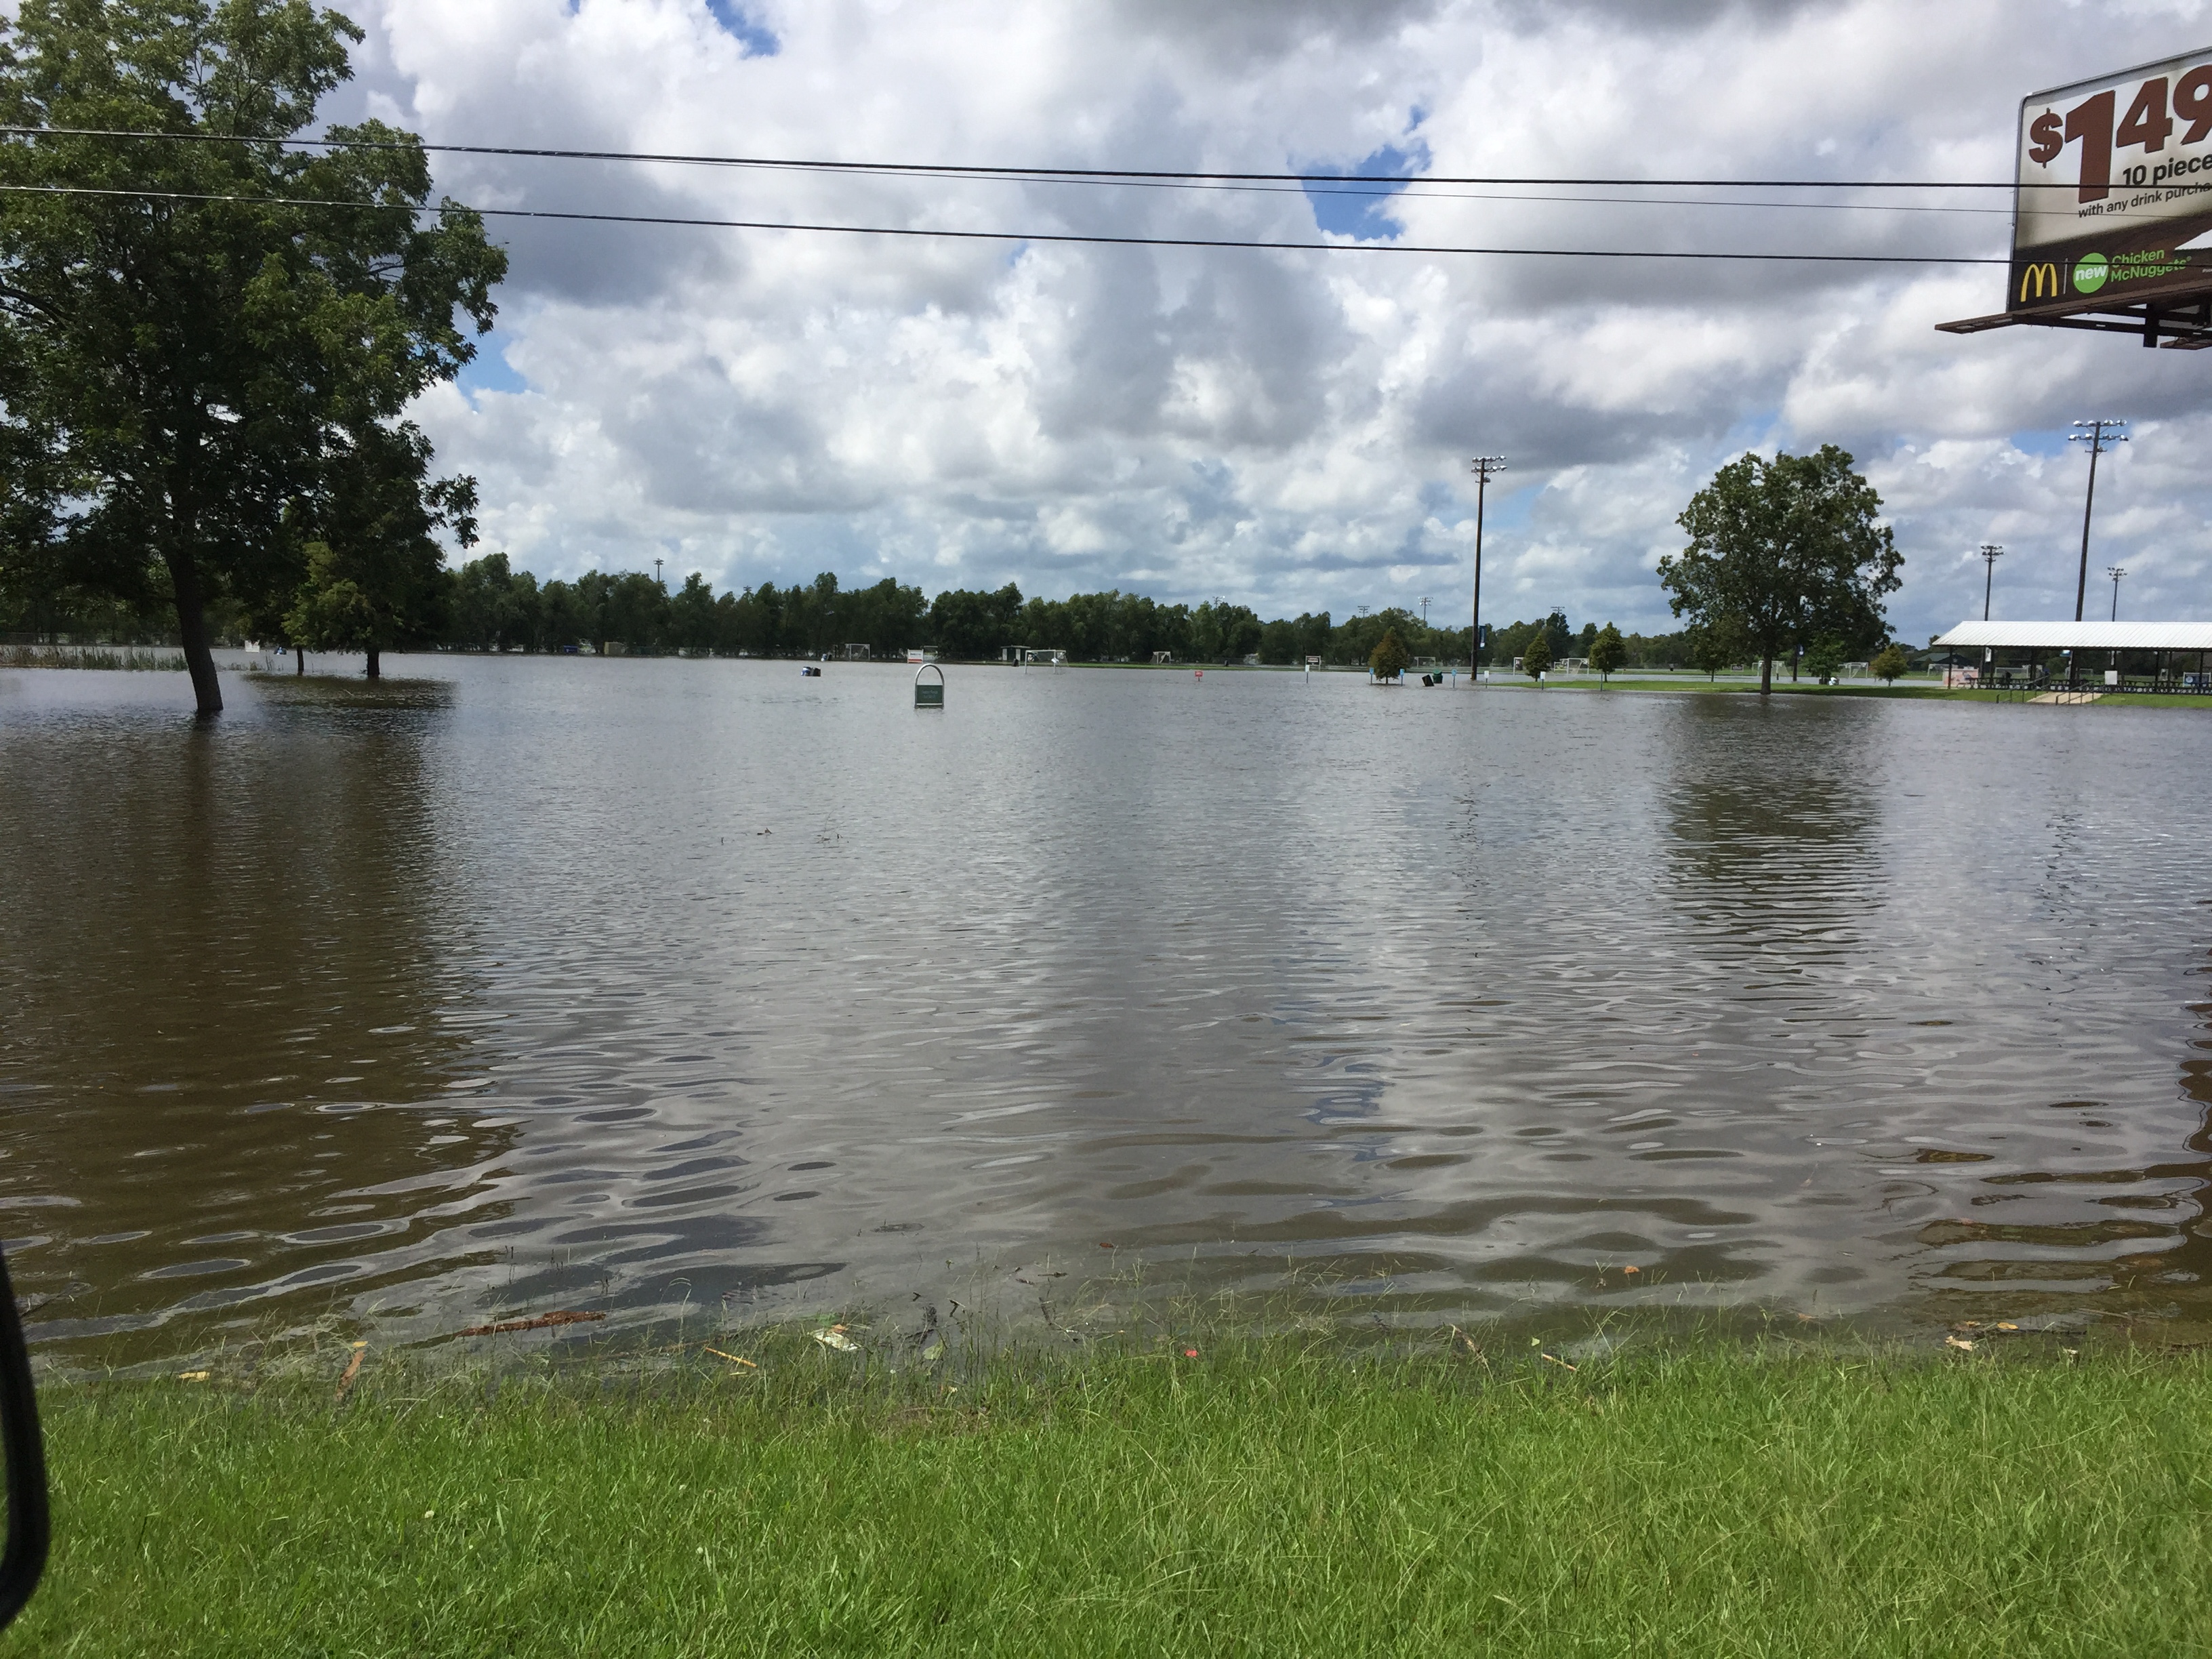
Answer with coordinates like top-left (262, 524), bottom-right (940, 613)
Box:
top-left (1978, 543), bottom-right (2003, 621)
top-left (2108, 565), bottom-right (2125, 621)
top-left (2067, 418), bottom-right (2127, 687)
top-left (1468, 455), bottom-right (1507, 680)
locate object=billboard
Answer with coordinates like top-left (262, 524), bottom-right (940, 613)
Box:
top-left (2009, 47), bottom-right (2212, 316)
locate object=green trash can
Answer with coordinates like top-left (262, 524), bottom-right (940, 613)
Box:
top-left (914, 663), bottom-right (945, 708)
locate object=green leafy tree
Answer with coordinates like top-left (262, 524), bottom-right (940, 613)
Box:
top-left (1658, 446), bottom-right (1901, 696)
top-left (447, 551), bottom-right (540, 651)
top-left (1521, 626), bottom-right (1553, 680)
top-left (1191, 600), bottom-right (1263, 663)
top-left (1368, 628), bottom-right (1410, 680)
top-left (926, 583), bottom-right (1023, 659)
top-left (538, 579), bottom-right (586, 653)
top-left (1870, 642), bottom-right (1911, 684)
top-left (1686, 620), bottom-right (1739, 681)
top-left (1589, 622), bottom-right (1626, 684)
top-left (1803, 634), bottom-right (1848, 683)
top-left (285, 422), bottom-right (472, 677)
top-left (0, 0), bottom-right (505, 714)
top-left (670, 571), bottom-right (718, 654)
top-left (1544, 609), bottom-right (1574, 663)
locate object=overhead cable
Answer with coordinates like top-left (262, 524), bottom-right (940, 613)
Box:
top-left (0, 125), bottom-right (2024, 191)
top-left (0, 182), bottom-right (2010, 262)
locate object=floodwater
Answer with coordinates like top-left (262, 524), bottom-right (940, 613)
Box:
top-left (3, 657), bottom-right (2209, 1361)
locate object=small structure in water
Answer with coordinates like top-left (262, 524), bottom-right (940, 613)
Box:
top-left (800, 664), bottom-right (822, 677)
top-left (914, 662), bottom-right (945, 708)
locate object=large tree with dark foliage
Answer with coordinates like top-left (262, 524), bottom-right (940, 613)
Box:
top-left (1660, 446), bottom-right (1901, 696)
top-left (0, 0), bottom-right (505, 714)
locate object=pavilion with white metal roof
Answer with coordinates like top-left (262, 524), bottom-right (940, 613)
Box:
top-left (1929, 621), bottom-right (2212, 693)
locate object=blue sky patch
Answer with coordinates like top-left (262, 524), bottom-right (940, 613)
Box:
top-left (457, 329), bottom-right (526, 398)
top-left (704, 1), bottom-right (779, 56)
top-left (1303, 138), bottom-right (1429, 242)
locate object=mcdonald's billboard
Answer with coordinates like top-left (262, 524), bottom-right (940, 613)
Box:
top-left (2006, 47), bottom-right (2212, 319)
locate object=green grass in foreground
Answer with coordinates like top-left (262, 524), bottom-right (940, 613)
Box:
top-left (19, 1336), bottom-right (2212, 1656)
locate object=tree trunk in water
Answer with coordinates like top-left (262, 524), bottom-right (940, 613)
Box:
top-left (295, 642), bottom-right (305, 675)
top-left (1760, 655), bottom-right (1774, 695)
top-left (365, 645), bottom-right (381, 680)
top-left (164, 551), bottom-right (224, 716)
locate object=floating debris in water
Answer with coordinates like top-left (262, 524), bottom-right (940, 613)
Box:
top-left (454, 1310), bottom-right (607, 1338)
top-left (333, 1342), bottom-right (367, 1405)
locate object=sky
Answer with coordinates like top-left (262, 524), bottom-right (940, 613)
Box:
top-left (321, 0), bottom-right (2212, 638)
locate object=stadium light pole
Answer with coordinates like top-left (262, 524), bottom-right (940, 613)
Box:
top-left (1469, 455), bottom-right (1507, 681)
top-left (2068, 418), bottom-right (2127, 682)
top-left (2108, 565), bottom-right (2126, 621)
top-left (1978, 543), bottom-right (2003, 621)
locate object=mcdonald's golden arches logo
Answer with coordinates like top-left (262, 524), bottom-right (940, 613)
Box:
top-left (2018, 262), bottom-right (2061, 303)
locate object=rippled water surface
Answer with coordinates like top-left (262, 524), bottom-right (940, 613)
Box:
top-left (5, 657), bottom-right (2210, 1359)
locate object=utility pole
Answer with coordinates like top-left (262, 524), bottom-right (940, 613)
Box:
top-left (1420, 596), bottom-right (1431, 626)
top-left (2108, 565), bottom-right (2126, 621)
top-left (2068, 418), bottom-right (2126, 683)
top-left (1468, 455), bottom-right (1507, 680)
top-left (1978, 543), bottom-right (2003, 621)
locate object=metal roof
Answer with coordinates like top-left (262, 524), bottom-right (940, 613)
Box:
top-left (1929, 620), bottom-right (2212, 651)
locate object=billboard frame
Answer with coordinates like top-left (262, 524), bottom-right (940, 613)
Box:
top-left (1939, 44), bottom-right (2212, 349)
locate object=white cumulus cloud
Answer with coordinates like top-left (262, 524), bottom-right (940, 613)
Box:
top-left (328, 0), bottom-right (2212, 634)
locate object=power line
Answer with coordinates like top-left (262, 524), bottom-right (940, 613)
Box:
top-left (0, 125), bottom-right (2028, 190)
top-left (0, 183), bottom-right (2010, 263)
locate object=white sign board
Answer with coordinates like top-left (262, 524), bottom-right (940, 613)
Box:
top-left (2010, 47), bottom-right (2212, 313)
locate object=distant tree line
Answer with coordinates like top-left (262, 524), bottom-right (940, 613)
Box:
top-left (5, 548), bottom-right (1758, 671)
top-left (436, 560), bottom-right (1482, 664)
top-left (438, 560), bottom-right (1689, 668)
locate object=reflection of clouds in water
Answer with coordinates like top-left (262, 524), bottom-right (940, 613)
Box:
top-left (10, 661), bottom-right (2212, 1353)
top-left (1901, 963), bottom-right (2212, 1311)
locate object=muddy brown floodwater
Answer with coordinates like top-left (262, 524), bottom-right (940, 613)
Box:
top-left (3, 657), bottom-right (2211, 1364)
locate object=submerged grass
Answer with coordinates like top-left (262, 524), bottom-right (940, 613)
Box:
top-left (20, 1329), bottom-right (2212, 1656)
top-left (0, 644), bottom-right (187, 671)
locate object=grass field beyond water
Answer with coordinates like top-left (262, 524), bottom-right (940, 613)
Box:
top-left (21, 1336), bottom-right (2212, 1657)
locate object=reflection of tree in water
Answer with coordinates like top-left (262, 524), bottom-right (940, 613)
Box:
top-left (0, 680), bottom-right (515, 1359)
top-left (1663, 699), bottom-right (1883, 955)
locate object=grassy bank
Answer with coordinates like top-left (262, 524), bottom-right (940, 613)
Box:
top-left (18, 1334), bottom-right (2212, 1656)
